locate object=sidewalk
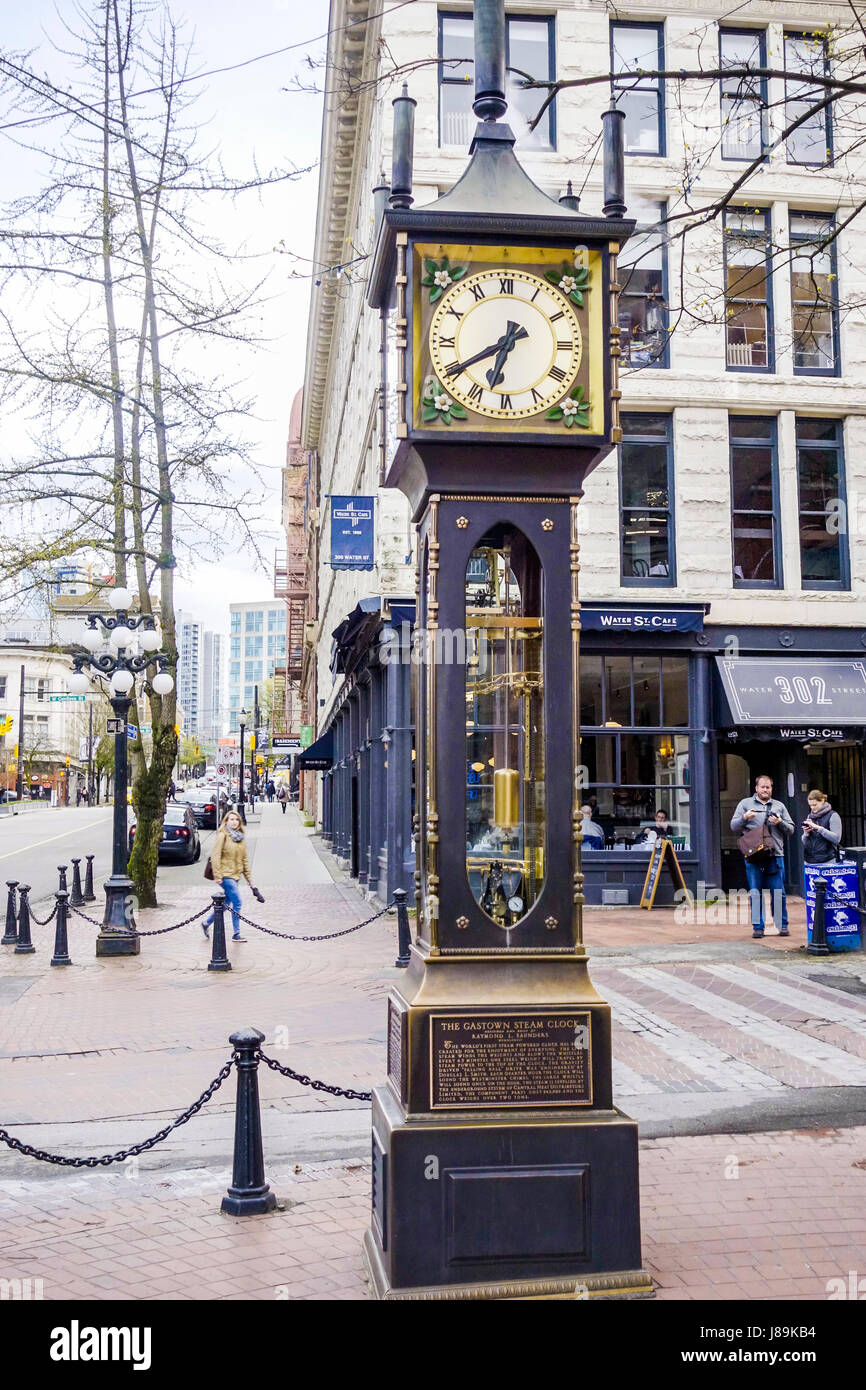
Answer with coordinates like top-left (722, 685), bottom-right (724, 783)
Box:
top-left (1, 803), bottom-right (865, 1300)
top-left (0, 1126), bottom-right (863, 1300)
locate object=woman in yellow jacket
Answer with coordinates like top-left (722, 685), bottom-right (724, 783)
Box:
top-left (203, 809), bottom-right (257, 942)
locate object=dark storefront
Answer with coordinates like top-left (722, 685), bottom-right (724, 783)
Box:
top-left (303, 597), bottom-right (415, 903)
top-left (578, 604), bottom-right (866, 904)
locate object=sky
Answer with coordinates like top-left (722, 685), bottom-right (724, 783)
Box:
top-left (1, 0), bottom-right (330, 633)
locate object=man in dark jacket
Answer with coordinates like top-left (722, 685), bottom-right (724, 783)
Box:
top-left (730, 774), bottom-right (795, 939)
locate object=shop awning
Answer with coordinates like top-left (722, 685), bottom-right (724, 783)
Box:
top-left (716, 657), bottom-right (866, 728)
top-left (298, 728), bottom-right (334, 771)
top-left (329, 596), bottom-right (415, 675)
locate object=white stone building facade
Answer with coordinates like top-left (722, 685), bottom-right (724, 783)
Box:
top-left (301, 0), bottom-right (866, 903)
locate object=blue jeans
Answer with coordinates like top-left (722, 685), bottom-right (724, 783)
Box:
top-left (745, 856), bottom-right (788, 931)
top-left (205, 877), bottom-right (243, 936)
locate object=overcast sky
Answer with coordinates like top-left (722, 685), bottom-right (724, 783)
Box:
top-left (1, 0), bottom-right (329, 632)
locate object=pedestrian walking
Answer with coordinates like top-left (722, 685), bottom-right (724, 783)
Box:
top-left (731, 774), bottom-right (795, 939)
top-left (202, 810), bottom-right (257, 942)
top-left (266, 779), bottom-right (275, 803)
top-left (277, 784), bottom-right (288, 815)
top-left (801, 789), bottom-right (843, 864)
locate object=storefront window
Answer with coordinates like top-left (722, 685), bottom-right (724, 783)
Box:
top-left (465, 527), bottom-right (545, 927)
top-left (579, 656), bottom-right (691, 850)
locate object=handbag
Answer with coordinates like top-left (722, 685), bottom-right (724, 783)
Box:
top-left (738, 810), bottom-right (776, 868)
top-left (203, 856), bottom-right (214, 881)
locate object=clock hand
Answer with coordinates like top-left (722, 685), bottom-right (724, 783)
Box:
top-left (443, 322), bottom-right (529, 379)
top-left (485, 321), bottom-right (527, 388)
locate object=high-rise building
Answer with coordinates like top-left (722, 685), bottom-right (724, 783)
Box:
top-left (201, 631), bottom-right (224, 740)
top-left (227, 600), bottom-right (287, 731)
top-left (176, 610), bottom-right (202, 735)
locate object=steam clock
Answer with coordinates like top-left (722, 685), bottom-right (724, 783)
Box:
top-left (363, 0), bottom-right (651, 1300)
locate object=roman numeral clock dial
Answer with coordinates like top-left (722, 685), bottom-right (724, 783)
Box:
top-left (428, 268), bottom-right (582, 422)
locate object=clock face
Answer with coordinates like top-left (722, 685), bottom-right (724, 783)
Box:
top-left (428, 268), bottom-right (582, 421)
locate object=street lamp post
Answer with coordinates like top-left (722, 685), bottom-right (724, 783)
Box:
top-left (68, 587), bottom-right (174, 957)
top-left (238, 708), bottom-right (248, 825)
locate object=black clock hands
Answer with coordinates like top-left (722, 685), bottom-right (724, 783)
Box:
top-left (443, 320), bottom-right (528, 384)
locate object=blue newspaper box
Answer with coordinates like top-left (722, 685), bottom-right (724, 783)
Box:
top-left (804, 860), bottom-right (862, 953)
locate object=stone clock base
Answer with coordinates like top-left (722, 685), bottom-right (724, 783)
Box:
top-left (363, 1083), bottom-right (652, 1301)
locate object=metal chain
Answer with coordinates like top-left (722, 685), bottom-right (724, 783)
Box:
top-left (27, 904), bottom-right (58, 927)
top-left (0, 1058), bottom-right (236, 1167)
top-left (68, 905), bottom-right (104, 927)
top-left (258, 1049), bottom-right (371, 1101)
top-left (68, 903), bottom-right (211, 936)
top-left (235, 898), bottom-right (394, 942)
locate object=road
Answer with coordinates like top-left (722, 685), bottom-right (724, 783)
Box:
top-left (0, 801), bottom-right (221, 911)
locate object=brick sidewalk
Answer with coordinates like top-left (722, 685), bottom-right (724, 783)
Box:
top-left (1, 1126), bottom-right (863, 1300)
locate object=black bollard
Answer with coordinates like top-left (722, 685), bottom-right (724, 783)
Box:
top-left (221, 1027), bottom-right (276, 1216)
top-left (208, 892), bottom-right (232, 973)
top-left (51, 890), bottom-right (72, 967)
top-left (57, 864), bottom-right (68, 895)
top-left (15, 885), bottom-right (36, 955)
top-left (3, 881), bottom-right (18, 945)
top-left (70, 859), bottom-right (85, 908)
top-left (808, 877), bottom-right (831, 956)
top-left (394, 887), bottom-right (412, 968)
top-left (83, 855), bottom-right (96, 903)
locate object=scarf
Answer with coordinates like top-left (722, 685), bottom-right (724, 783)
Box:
top-left (227, 828), bottom-right (244, 843)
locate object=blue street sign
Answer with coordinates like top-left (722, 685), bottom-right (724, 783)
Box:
top-left (330, 495), bottom-right (374, 570)
top-left (127, 724), bottom-right (138, 740)
top-left (805, 861), bottom-right (862, 952)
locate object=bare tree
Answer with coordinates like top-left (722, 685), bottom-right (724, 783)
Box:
top-left (0, 0), bottom-right (306, 903)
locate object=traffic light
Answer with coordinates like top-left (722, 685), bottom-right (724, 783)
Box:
top-left (65, 757), bottom-right (71, 767)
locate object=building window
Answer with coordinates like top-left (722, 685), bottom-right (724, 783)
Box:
top-left (785, 31), bottom-right (832, 166)
top-left (438, 11), bottom-right (555, 150)
top-left (245, 610), bottom-right (262, 633)
top-left (724, 208), bottom-right (773, 371)
top-left (230, 613), bottom-right (241, 635)
top-left (0, 677), bottom-right (6, 700)
top-left (229, 635), bottom-right (240, 659)
top-left (719, 28), bottom-right (767, 161)
top-left (579, 655), bottom-right (691, 850)
top-left (268, 634), bottom-right (286, 658)
top-left (611, 21), bottom-right (664, 155)
top-left (244, 635), bottom-right (262, 660)
top-left (268, 608), bottom-right (285, 632)
top-left (618, 198), bottom-right (668, 368)
top-left (796, 418), bottom-right (848, 589)
top-left (619, 413), bottom-right (675, 585)
top-left (790, 213), bottom-right (838, 376)
top-left (729, 417), bottom-right (781, 588)
top-left (229, 661), bottom-right (240, 681)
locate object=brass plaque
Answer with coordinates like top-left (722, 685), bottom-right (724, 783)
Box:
top-left (430, 1011), bottom-right (592, 1110)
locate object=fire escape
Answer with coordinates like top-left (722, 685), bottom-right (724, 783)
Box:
top-left (273, 464), bottom-right (308, 736)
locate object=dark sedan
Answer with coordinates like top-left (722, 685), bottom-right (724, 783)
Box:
top-left (181, 787), bottom-right (229, 828)
top-left (128, 805), bottom-right (201, 864)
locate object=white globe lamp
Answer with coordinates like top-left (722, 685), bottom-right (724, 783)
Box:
top-left (68, 671), bottom-right (91, 695)
top-left (109, 624), bottom-right (131, 650)
top-left (110, 668), bottom-right (134, 694)
top-left (81, 626), bottom-right (103, 652)
top-left (139, 627), bottom-right (161, 652)
top-left (152, 671), bottom-right (174, 696)
top-left (108, 587), bottom-right (132, 611)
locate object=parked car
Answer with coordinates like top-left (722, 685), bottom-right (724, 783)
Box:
top-left (0, 789), bottom-right (18, 802)
top-left (128, 804), bottom-right (201, 864)
top-left (180, 786), bottom-right (229, 829)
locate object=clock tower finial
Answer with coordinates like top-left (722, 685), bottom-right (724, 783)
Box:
top-left (472, 0), bottom-right (507, 122)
